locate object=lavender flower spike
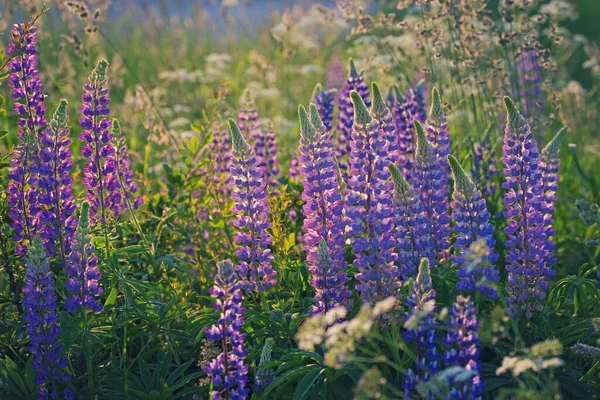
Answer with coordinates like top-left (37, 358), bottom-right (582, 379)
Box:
top-left (539, 127), bottom-right (567, 266)
top-left (389, 164), bottom-right (435, 280)
top-left (425, 88), bottom-right (452, 166)
top-left (336, 59), bottom-right (370, 174)
top-left (23, 237), bottom-right (74, 400)
top-left (411, 120), bottom-right (451, 262)
top-left (346, 88), bottom-right (398, 305)
top-left (502, 96), bottom-right (552, 318)
top-left (228, 119), bottom-right (276, 292)
top-left (442, 296), bottom-right (484, 399)
top-left (312, 83), bottom-right (337, 132)
top-left (38, 100), bottom-right (77, 261)
top-left (298, 104), bottom-right (349, 314)
top-left (80, 59), bottom-right (121, 224)
top-left (111, 119), bottom-right (143, 216)
top-left (205, 259), bottom-right (249, 400)
top-left (6, 20), bottom-right (47, 257)
top-left (403, 258), bottom-right (441, 397)
top-left (448, 155), bottom-right (499, 300)
top-left (65, 202), bottom-right (103, 313)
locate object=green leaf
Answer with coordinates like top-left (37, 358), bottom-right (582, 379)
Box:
top-left (293, 368), bottom-right (323, 400)
top-left (104, 287), bottom-right (118, 309)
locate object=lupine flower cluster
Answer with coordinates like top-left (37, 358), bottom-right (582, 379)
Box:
top-left (471, 138), bottom-right (498, 199)
top-left (297, 104), bottom-right (349, 313)
top-left (228, 119), bottom-right (276, 292)
top-left (38, 100), bottom-right (77, 260)
top-left (403, 258), bottom-right (441, 397)
top-left (502, 97), bottom-right (554, 318)
top-left (442, 296), bottom-right (484, 399)
top-left (425, 89), bottom-right (452, 175)
top-left (312, 83), bottom-right (337, 132)
top-left (23, 237), bottom-right (74, 400)
top-left (6, 19), bottom-right (47, 257)
top-left (539, 127), bottom-right (567, 267)
top-left (448, 155), bottom-right (500, 299)
top-left (346, 86), bottom-right (398, 304)
top-left (261, 119), bottom-right (280, 189)
top-left (411, 120), bottom-right (451, 262)
top-left (80, 59), bottom-right (121, 224)
top-left (65, 202), bottom-right (103, 313)
top-left (336, 59), bottom-right (370, 174)
top-left (388, 164), bottom-right (435, 280)
top-left (517, 50), bottom-right (543, 130)
top-left (111, 119), bottom-right (143, 215)
top-left (388, 82), bottom-right (427, 176)
top-left (237, 89), bottom-right (278, 188)
top-left (205, 259), bottom-right (249, 400)
top-left (209, 121), bottom-right (232, 191)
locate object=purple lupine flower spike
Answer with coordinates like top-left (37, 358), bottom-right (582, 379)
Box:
top-left (389, 164), bottom-right (435, 280)
top-left (238, 88), bottom-right (276, 187)
top-left (205, 259), bottom-right (249, 400)
top-left (336, 59), bottom-right (370, 175)
top-left (209, 120), bottom-right (232, 192)
top-left (23, 236), bottom-right (74, 400)
top-left (442, 296), bottom-right (484, 399)
top-left (6, 20), bottom-right (47, 257)
top-left (38, 100), bottom-right (77, 261)
top-left (411, 120), bottom-right (451, 262)
top-left (262, 119), bottom-right (280, 190)
top-left (448, 155), bottom-right (500, 299)
top-left (111, 119), bottom-right (143, 215)
top-left (407, 80), bottom-right (427, 123)
top-left (539, 127), bottom-right (567, 267)
top-left (228, 119), bottom-right (276, 292)
top-left (518, 50), bottom-right (543, 134)
top-left (326, 58), bottom-right (344, 90)
top-left (312, 83), bottom-right (337, 132)
top-left (471, 137), bottom-right (498, 199)
top-left (298, 104), bottom-right (350, 314)
top-left (65, 202), bottom-right (103, 313)
top-left (80, 59), bottom-right (121, 224)
top-left (425, 88), bottom-right (452, 167)
top-left (502, 96), bottom-right (553, 318)
top-left (347, 87), bottom-right (398, 305)
top-left (403, 258), bottom-right (441, 397)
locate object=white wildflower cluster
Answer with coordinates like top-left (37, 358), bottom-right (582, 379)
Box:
top-left (297, 297), bottom-right (397, 368)
top-left (496, 339), bottom-right (564, 377)
top-left (271, 5), bottom-right (348, 50)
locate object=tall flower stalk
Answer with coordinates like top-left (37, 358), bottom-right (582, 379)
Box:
top-left (111, 119), bottom-right (143, 216)
top-left (442, 296), bottom-right (484, 399)
top-left (38, 100), bottom-right (77, 261)
top-left (228, 120), bottom-right (276, 292)
top-left (403, 258), bottom-right (441, 397)
top-left (79, 59), bottom-right (120, 226)
top-left (23, 237), bottom-right (73, 400)
top-left (6, 19), bottom-right (47, 257)
top-left (539, 127), bottom-right (567, 267)
top-left (336, 59), bottom-right (370, 174)
top-left (65, 202), bottom-right (103, 313)
top-left (502, 97), bottom-right (553, 318)
top-left (424, 89), bottom-right (451, 176)
top-left (204, 259), bottom-right (249, 400)
top-left (237, 89), bottom-right (278, 188)
top-left (298, 104), bottom-right (349, 314)
top-left (448, 155), bottom-right (499, 299)
top-left (411, 120), bottom-right (451, 262)
top-left (346, 87), bottom-right (398, 305)
top-left (312, 83), bottom-right (337, 132)
top-left (389, 164), bottom-right (435, 280)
